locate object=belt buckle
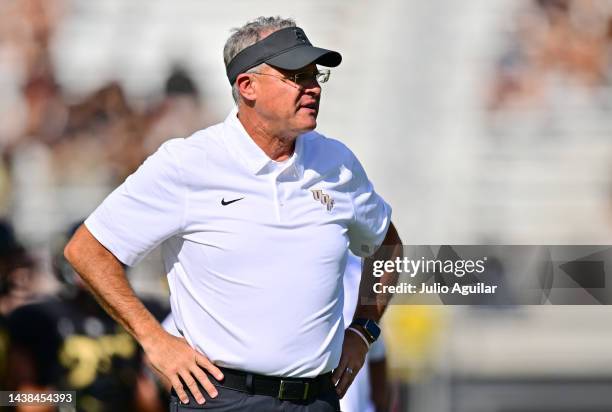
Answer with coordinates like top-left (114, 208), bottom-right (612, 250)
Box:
top-left (278, 380), bottom-right (309, 401)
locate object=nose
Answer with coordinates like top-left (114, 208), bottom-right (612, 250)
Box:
top-left (302, 79), bottom-right (321, 96)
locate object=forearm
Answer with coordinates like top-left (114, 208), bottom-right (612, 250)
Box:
top-left (354, 222), bottom-right (402, 321)
top-left (64, 225), bottom-right (164, 349)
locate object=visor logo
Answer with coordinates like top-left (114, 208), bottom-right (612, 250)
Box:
top-left (294, 29), bottom-right (308, 44)
top-left (311, 189), bottom-right (335, 212)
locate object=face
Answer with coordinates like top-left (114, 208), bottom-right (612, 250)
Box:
top-left (243, 63), bottom-right (322, 138)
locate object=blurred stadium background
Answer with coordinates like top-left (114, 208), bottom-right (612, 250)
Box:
top-left (2, 0), bottom-right (612, 411)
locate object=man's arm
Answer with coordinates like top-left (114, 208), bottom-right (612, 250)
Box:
top-left (333, 221), bottom-right (402, 397)
top-left (64, 225), bottom-right (223, 405)
top-left (355, 221), bottom-right (402, 321)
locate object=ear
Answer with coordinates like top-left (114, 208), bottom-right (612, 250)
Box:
top-left (236, 73), bottom-right (256, 102)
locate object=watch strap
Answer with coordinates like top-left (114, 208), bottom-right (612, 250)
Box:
top-left (351, 318), bottom-right (380, 343)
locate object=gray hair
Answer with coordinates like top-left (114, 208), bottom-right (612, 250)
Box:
top-left (223, 16), bottom-right (296, 103)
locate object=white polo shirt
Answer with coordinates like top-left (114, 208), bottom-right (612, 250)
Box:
top-left (161, 251), bottom-right (387, 412)
top-left (85, 108), bottom-right (391, 378)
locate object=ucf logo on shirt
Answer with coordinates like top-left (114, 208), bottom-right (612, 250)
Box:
top-left (311, 189), bottom-right (335, 212)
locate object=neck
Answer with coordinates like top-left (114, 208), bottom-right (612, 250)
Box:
top-left (237, 108), bottom-right (296, 162)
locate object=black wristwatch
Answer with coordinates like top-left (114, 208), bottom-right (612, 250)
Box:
top-left (351, 318), bottom-right (381, 344)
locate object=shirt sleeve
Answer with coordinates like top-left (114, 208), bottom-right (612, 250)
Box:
top-left (85, 139), bottom-right (187, 266)
top-left (347, 154), bottom-right (392, 258)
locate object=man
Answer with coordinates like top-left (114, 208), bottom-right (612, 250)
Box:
top-left (65, 16), bottom-right (402, 411)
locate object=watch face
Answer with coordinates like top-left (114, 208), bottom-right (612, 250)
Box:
top-left (365, 320), bottom-right (380, 340)
top-left (354, 318), bottom-right (380, 342)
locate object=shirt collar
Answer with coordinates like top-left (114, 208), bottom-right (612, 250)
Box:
top-left (224, 107), bottom-right (305, 177)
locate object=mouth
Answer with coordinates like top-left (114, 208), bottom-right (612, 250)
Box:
top-left (299, 102), bottom-right (319, 113)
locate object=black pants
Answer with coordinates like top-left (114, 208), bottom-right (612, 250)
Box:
top-left (169, 377), bottom-right (340, 411)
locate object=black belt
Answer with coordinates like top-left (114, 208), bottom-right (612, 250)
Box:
top-left (203, 367), bottom-right (335, 402)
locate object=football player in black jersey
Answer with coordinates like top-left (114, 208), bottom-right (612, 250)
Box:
top-left (6, 222), bottom-right (169, 412)
top-left (0, 219), bottom-right (34, 395)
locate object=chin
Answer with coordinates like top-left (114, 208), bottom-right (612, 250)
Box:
top-left (288, 113), bottom-right (317, 135)
top-left (299, 117), bottom-right (317, 131)
top-left (298, 123), bottom-right (316, 134)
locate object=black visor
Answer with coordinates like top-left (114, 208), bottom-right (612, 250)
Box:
top-left (226, 27), bottom-right (342, 85)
